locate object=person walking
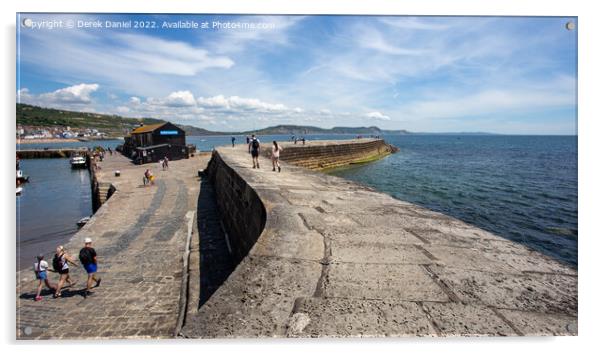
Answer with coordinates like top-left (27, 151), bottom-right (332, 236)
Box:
top-left (33, 254), bottom-right (56, 301)
top-left (52, 246), bottom-right (79, 298)
top-left (271, 141), bottom-right (282, 172)
top-left (231, 136), bottom-right (236, 147)
top-left (144, 169), bottom-right (155, 186)
top-left (249, 134), bottom-right (261, 169)
top-left (246, 135), bottom-right (250, 144)
top-left (79, 238), bottom-right (101, 297)
top-left (164, 156), bottom-right (169, 169)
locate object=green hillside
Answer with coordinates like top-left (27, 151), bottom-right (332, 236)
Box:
top-left (16, 104), bottom-right (409, 137)
top-left (17, 104), bottom-right (164, 136)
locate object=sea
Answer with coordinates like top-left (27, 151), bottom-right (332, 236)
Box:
top-left (15, 134), bottom-right (577, 269)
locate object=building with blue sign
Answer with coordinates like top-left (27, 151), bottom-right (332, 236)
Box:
top-left (121, 122), bottom-right (193, 164)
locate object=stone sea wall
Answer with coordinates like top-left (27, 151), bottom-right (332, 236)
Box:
top-left (204, 150), bottom-right (267, 263)
top-left (262, 138), bottom-right (398, 170)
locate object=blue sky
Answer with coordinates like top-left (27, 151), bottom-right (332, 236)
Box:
top-left (16, 14), bottom-right (577, 134)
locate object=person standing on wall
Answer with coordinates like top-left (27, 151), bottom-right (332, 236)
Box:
top-left (271, 141), bottom-right (282, 173)
top-left (249, 135), bottom-right (261, 169)
top-left (231, 136), bottom-right (236, 147)
top-left (79, 238), bottom-right (101, 298)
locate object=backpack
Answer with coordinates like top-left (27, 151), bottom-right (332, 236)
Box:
top-left (79, 248), bottom-right (91, 265)
top-left (52, 254), bottom-right (63, 271)
top-left (251, 139), bottom-right (260, 150)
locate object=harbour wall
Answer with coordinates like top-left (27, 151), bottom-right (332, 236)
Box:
top-left (204, 151), bottom-right (266, 263)
top-left (182, 139), bottom-right (577, 338)
top-left (16, 148), bottom-right (87, 159)
top-left (262, 138), bottom-right (398, 170)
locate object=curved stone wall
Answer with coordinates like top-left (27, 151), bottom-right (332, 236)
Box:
top-left (262, 138), bottom-right (398, 170)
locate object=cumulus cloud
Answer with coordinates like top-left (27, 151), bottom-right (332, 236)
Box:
top-left (18, 83), bottom-right (100, 107)
top-left (197, 95), bottom-right (288, 112)
top-left (365, 111), bottom-right (391, 121)
top-left (164, 90), bottom-right (196, 107)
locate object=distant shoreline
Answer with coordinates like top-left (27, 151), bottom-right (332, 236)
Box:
top-left (17, 138), bottom-right (120, 144)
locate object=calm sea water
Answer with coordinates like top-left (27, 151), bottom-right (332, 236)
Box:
top-left (330, 135), bottom-right (578, 267)
top-left (16, 158), bottom-right (93, 270)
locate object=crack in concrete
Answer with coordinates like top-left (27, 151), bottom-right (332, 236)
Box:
top-left (298, 213), bottom-right (332, 298)
top-left (490, 307), bottom-right (525, 336)
top-left (421, 264), bottom-right (461, 303)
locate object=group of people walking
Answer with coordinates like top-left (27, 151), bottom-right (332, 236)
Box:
top-left (33, 238), bottom-right (101, 301)
top-left (247, 134), bottom-right (282, 172)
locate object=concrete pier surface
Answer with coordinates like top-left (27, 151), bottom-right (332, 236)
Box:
top-left (16, 152), bottom-right (208, 339)
top-left (182, 142), bottom-right (577, 338)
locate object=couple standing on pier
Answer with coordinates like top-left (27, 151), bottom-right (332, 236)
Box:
top-left (248, 134), bottom-right (282, 172)
top-left (32, 238), bottom-right (101, 301)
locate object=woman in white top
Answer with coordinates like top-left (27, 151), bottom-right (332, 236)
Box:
top-left (53, 245), bottom-right (79, 298)
top-left (271, 141), bottom-right (282, 173)
top-left (33, 254), bottom-right (56, 301)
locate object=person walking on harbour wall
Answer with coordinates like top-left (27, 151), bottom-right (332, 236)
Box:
top-left (249, 134), bottom-right (261, 169)
top-left (271, 141), bottom-right (282, 173)
top-left (79, 238), bottom-right (101, 297)
top-left (52, 245), bottom-right (79, 298)
top-left (33, 254), bottom-right (56, 301)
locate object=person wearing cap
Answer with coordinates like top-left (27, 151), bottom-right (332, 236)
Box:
top-left (79, 238), bottom-right (101, 297)
top-left (33, 254), bottom-right (56, 301)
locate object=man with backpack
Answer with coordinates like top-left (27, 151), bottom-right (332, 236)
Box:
top-left (248, 134), bottom-right (261, 169)
top-left (79, 238), bottom-right (101, 297)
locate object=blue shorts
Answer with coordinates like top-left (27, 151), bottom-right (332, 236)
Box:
top-left (84, 263), bottom-right (97, 274)
top-left (36, 271), bottom-right (47, 280)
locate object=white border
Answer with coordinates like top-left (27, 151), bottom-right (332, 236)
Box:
top-left (3, 1), bottom-right (600, 353)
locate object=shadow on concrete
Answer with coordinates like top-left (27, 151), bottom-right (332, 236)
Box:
top-left (196, 175), bottom-right (236, 308)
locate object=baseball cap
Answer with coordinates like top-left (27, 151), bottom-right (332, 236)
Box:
top-left (84, 237), bottom-right (92, 243)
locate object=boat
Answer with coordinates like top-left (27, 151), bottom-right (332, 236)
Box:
top-left (70, 155), bottom-right (87, 168)
top-left (16, 187), bottom-right (22, 195)
top-left (16, 169), bottom-right (29, 183)
top-left (77, 216), bottom-right (91, 228)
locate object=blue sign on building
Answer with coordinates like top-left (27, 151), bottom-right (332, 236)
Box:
top-left (159, 130), bottom-right (179, 135)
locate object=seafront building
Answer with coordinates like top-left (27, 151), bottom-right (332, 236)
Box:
top-left (121, 122), bottom-right (193, 164)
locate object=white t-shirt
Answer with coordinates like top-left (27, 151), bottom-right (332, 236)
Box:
top-left (272, 145), bottom-right (281, 158)
top-left (33, 260), bottom-right (49, 272)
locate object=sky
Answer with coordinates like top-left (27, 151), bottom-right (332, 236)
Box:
top-left (16, 14), bottom-right (577, 134)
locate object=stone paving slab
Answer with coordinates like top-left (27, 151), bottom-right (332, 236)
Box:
top-left (16, 153), bottom-right (209, 339)
top-left (287, 298), bottom-right (437, 338)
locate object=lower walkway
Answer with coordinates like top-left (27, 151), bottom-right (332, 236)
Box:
top-left (17, 153), bottom-right (207, 339)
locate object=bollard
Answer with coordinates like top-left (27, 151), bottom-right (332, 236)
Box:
top-left (115, 170), bottom-right (121, 177)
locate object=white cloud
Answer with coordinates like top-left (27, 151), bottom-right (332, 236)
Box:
top-left (115, 33), bottom-right (234, 76)
top-left (197, 95), bottom-right (288, 112)
top-left (18, 83), bottom-right (100, 107)
top-left (129, 97), bottom-right (141, 105)
top-left (365, 111), bottom-right (391, 121)
top-left (378, 17), bottom-right (450, 31)
top-left (164, 90), bottom-right (196, 107)
top-left (116, 106), bottom-right (130, 113)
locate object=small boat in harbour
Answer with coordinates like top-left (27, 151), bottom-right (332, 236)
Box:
top-left (16, 186), bottom-right (23, 195)
top-left (70, 154), bottom-right (87, 168)
top-left (16, 169), bottom-right (29, 183)
top-left (77, 216), bottom-right (91, 228)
